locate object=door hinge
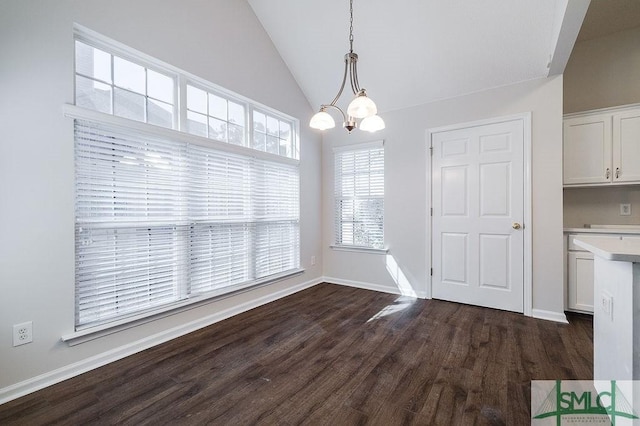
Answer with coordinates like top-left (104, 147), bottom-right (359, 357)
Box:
top-left (430, 207), bottom-right (433, 216)
top-left (430, 268), bottom-right (433, 276)
top-left (429, 146), bottom-right (433, 156)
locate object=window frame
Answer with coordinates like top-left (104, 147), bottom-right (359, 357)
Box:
top-left (332, 141), bottom-right (386, 254)
top-left (65, 25), bottom-right (302, 343)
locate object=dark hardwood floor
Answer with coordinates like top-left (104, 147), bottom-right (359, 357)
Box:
top-left (0, 283), bottom-right (593, 425)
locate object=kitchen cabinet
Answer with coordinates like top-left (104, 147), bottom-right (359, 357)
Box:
top-left (567, 250), bottom-right (594, 312)
top-left (563, 104), bottom-right (640, 186)
top-left (566, 231), bottom-right (640, 314)
top-left (613, 108), bottom-right (640, 183)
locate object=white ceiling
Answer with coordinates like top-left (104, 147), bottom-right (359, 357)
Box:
top-left (248, 0), bottom-right (589, 114)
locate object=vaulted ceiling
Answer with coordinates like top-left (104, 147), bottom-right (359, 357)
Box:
top-left (248, 0), bottom-right (590, 114)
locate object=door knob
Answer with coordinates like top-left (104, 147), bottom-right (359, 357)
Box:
top-left (512, 222), bottom-right (522, 230)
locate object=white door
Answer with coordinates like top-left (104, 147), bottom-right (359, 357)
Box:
top-left (431, 117), bottom-right (525, 313)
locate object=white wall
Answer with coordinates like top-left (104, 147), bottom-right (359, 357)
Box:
top-left (0, 0), bottom-right (322, 399)
top-left (564, 187), bottom-right (640, 228)
top-left (323, 76), bottom-right (565, 318)
top-left (563, 26), bottom-right (640, 227)
top-left (564, 26), bottom-right (640, 114)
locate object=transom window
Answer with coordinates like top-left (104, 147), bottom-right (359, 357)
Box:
top-left (74, 29), bottom-right (297, 160)
top-left (253, 110), bottom-right (294, 158)
top-left (75, 40), bottom-right (176, 129)
top-left (186, 84), bottom-right (246, 145)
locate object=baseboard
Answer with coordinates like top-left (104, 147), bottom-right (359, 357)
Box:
top-left (0, 277), bottom-right (322, 405)
top-left (322, 276), bottom-right (428, 298)
top-left (531, 308), bottom-right (568, 323)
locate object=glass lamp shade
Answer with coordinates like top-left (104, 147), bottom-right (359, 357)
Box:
top-left (347, 93), bottom-right (377, 118)
top-left (359, 114), bottom-right (385, 132)
top-left (309, 110), bottom-right (336, 130)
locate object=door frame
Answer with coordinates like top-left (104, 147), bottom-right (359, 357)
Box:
top-left (425, 112), bottom-right (532, 316)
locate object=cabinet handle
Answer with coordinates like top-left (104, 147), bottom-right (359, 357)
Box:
top-left (616, 167), bottom-right (620, 179)
top-left (606, 168), bottom-right (610, 179)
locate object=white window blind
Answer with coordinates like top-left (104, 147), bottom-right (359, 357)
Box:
top-left (75, 119), bottom-right (299, 329)
top-left (334, 142), bottom-right (384, 249)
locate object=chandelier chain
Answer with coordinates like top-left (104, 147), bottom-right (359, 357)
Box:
top-left (349, 0), bottom-right (354, 53)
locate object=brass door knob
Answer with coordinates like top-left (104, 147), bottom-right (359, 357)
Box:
top-left (512, 222), bottom-right (522, 230)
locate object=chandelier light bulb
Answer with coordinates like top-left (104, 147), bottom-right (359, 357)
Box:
top-left (347, 92), bottom-right (377, 119)
top-left (309, 110), bottom-right (336, 130)
top-left (359, 114), bottom-right (385, 132)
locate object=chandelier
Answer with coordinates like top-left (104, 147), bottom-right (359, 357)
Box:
top-left (309, 0), bottom-right (385, 133)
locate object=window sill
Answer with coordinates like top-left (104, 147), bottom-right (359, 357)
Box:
top-left (330, 245), bottom-right (388, 255)
top-left (61, 268), bottom-right (304, 346)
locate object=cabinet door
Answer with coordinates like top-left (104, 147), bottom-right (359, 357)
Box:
top-left (567, 251), bottom-right (594, 313)
top-left (563, 114), bottom-right (612, 185)
top-left (613, 109), bottom-right (640, 183)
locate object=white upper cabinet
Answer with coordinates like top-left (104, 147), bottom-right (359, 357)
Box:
top-left (613, 109), bottom-right (640, 183)
top-left (564, 104), bottom-right (640, 186)
top-left (563, 113), bottom-right (612, 185)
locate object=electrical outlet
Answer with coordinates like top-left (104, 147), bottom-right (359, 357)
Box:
top-left (620, 203), bottom-right (632, 216)
top-left (13, 321), bottom-right (33, 346)
top-left (600, 293), bottom-right (613, 321)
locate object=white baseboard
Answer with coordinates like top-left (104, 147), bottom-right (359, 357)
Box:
top-left (322, 276), bottom-right (428, 299)
top-left (0, 277), bottom-right (322, 405)
top-left (531, 308), bottom-right (568, 323)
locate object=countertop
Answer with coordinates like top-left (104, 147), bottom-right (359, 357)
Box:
top-left (573, 237), bottom-right (640, 262)
top-left (564, 226), bottom-right (640, 235)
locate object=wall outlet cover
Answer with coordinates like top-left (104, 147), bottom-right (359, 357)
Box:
top-left (13, 321), bottom-right (33, 346)
top-left (620, 203), bottom-right (632, 216)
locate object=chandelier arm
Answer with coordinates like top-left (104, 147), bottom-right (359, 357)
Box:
top-left (328, 57), bottom-right (350, 107)
top-left (349, 60), bottom-right (359, 94)
top-left (322, 103), bottom-right (347, 123)
top-left (351, 60), bottom-right (361, 93)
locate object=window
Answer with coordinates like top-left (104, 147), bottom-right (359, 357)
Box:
top-left (71, 26), bottom-right (300, 331)
top-left (252, 110), bottom-right (295, 158)
top-left (74, 28), bottom-right (297, 160)
top-left (334, 142), bottom-right (384, 249)
top-left (75, 40), bottom-right (176, 129)
top-left (186, 84), bottom-right (246, 145)
top-left (74, 119), bottom-right (300, 329)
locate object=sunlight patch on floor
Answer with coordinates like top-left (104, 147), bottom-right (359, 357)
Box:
top-left (385, 254), bottom-right (417, 297)
top-left (366, 255), bottom-right (418, 323)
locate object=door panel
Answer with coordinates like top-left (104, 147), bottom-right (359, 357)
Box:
top-left (442, 166), bottom-right (468, 216)
top-left (441, 233), bottom-right (468, 285)
top-left (432, 118), bottom-right (524, 313)
top-left (479, 234), bottom-right (510, 289)
top-left (479, 162), bottom-right (510, 216)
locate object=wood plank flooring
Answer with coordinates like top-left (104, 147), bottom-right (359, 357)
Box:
top-left (0, 283), bottom-right (593, 425)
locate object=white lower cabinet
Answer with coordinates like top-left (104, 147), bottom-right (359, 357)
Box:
top-left (566, 232), bottom-right (640, 314)
top-left (567, 250), bottom-right (594, 312)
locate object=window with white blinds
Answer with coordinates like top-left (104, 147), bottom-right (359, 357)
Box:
top-left (75, 119), bottom-right (300, 329)
top-left (334, 142), bottom-right (384, 249)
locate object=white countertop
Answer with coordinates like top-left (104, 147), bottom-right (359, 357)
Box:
top-left (564, 226), bottom-right (640, 235)
top-left (573, 237), bottom-right (640, 262)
